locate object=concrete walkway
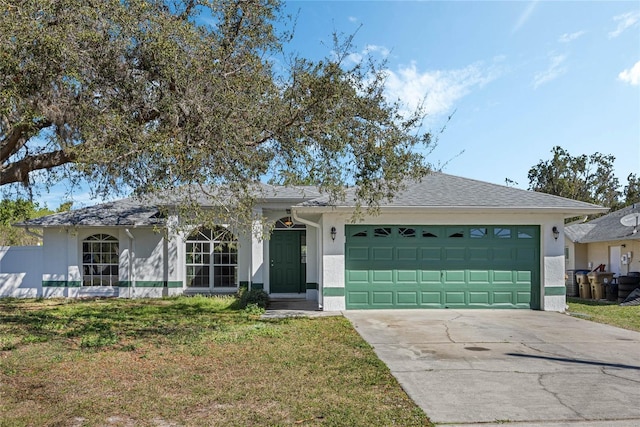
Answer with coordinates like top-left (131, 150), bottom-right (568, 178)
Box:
top-left (261, 298), bottom-right (341, 319)
top-left (344, 310), bottom-right (640, 426)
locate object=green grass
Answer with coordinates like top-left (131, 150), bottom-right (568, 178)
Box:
top-left (0, 296), bottom-right (431, 426)
top-left (567, 297), bottom-right (640, 332)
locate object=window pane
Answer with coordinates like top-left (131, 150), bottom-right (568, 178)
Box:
top-left (82, 235), bottom-right (119, 287)
top-left (494, 228), bottom-right (511, 239)
top-left (374, 227), bottom-right (391, 237)
top-left (399, 227), bottom-right (416, 237)
top-left (470, 228), bottom-right (487, 238)
top-left (518, 227), bottom-right (535, 239)
top-left (447, 228), bottom-right (464, 238)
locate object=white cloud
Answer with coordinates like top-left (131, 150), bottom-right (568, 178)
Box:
top-left (383, 61), bottom-right (500, 118)
top-left (533, 54), bottom-right (567, 88)
top-left (364, 44), bottom-right (390, 58)
top-left (344, 44), bottom-right (391, 66)
top-left (619, 60), bottom-right (640, 86)
top-left (558, 30), bottom-right (586, 43)
top-left (609, 10), bottom-right (640, 38)
top-left (348, 16), bottom-right (357, 23)
top-left (512, 1), bottom-right (538, 34)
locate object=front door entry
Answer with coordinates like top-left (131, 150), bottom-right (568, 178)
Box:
top-left (269, 230), bottom-right (305, 293)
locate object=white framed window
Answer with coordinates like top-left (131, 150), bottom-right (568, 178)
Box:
top-left (82, 234), bottom-right (119, 286)
top-left (186, 227), bottom-right (237, 288)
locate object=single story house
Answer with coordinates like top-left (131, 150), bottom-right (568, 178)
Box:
top-left (565, 203), bottom-right (640, 279)
top-left (0, 173), bottom-right (606, 311)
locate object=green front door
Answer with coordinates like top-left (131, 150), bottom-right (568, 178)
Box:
top-left (270, 230), bottom-right (305, 293)
top-left (345, 225), bottom-right (540, 309)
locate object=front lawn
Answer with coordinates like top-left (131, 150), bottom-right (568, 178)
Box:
top-left (0, 296), bottom-right (431, 426)
top-left (567, 297), bottom-right (640, 332)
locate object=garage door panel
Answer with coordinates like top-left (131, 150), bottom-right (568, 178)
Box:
top-left (346, 270), bottom-right (369, 283)
top-left (347, 247), bottom-right (369, 261)
top-left (468, 270), bottom-right (490, 283)
top-left (516, 291), bottom-right (531, 304)
top-left (516, 247), bottom-right (537, 262)
top-left (372, 247), bottom-right (393, 261)
top-left (469, 248), bottom-right (490, 261)
top-left (493, 247), bottom-right (513, 262)
top-left (493, 291), bottom-right (514, 304)
top-left (468, 292), bottom-right (490, 305)
top-left (397, 291), bottom-right (418, 305)
top-left (492, 270), bottom-right (514, 283)
top-left (443, 270), bottom-right (466, 283)
top-left (372, 270), bottom-right (393, 283)
top-left (396, 247), bottom-right (417, 261)
top-left (421, 270), bottom-right (442, 283)
top-left (516, 271), bottom-right (532, 283)
top-left (421, 292), bottom-right (442, 305)
top-left (345, 225), bottom-right (539, 309)
top-left (372, 291), bottom-right (394, 305)
top-left (444, 247), bottom-right (466, 261)
top-left (445, 292), bottom-right (466, 304)
top-left (397, 270), bottom-right (418, 283)
top-left (420, 247), bottom-right (442, 261)
top-left (347, 291), bottom-right (369, 306)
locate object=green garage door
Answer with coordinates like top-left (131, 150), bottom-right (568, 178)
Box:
top-left (345, 225), bottom-right (540, 309)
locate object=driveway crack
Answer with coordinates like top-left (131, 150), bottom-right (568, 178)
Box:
top-left (601, 367), bottom-right (640, 384)
top-left (538, 373), bottom-right (584, 419)
top-left (443, 314), bottom-right (462, 343)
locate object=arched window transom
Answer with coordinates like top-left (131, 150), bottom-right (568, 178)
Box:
top-left (82, 234), bottom-right (119, 287)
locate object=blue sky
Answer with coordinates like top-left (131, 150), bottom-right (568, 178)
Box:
top-left (29, 1), bottom-right (640, 208)
top-left (282, 0), bottom-right (640, 189)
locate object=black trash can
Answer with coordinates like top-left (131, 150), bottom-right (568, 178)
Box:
top-left (606, 283), bottom-right (618, 302)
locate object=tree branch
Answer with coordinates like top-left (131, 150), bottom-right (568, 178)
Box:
top-left (0, 149), bottom-right (75, 186)
top-left (1, 120), bottom-right (52, 164)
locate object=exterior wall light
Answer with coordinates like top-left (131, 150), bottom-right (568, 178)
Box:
top-left (330, 226), bottom-right (337, 241)
top-left (552, 226), bottom-right (559, 241)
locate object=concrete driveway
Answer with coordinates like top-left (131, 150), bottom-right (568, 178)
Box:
top-left (344, 310), bottom-right (640, 426)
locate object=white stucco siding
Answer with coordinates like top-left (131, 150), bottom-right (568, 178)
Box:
top-left (126, 229), bottom-right (165, 283)
top-left (237, 228), bottom-right (252, 285)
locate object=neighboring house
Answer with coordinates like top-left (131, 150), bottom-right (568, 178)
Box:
top-left (0, 173), bottom-right (605, 311)
top-left (565, 203), bottom-right (640, 280)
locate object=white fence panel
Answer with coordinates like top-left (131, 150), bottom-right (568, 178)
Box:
top-left (0, 246), bottom-right (43, 297)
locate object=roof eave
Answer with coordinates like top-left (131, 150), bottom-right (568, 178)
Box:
top-left (294, 205), bottom-right (609, 216)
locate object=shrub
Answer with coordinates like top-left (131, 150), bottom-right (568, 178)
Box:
top-left (237, 288), bottom-right (269, 309)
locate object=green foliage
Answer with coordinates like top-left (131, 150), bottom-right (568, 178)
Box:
top-left (236, 288), bottom-right (270, 309)
top-left (0, 198), bottom-right (60, 245)
top-left (527, 146), bottom-right (628, 211)
top-left (80, 332), bottom-right (119, 349)
top-left (243, 303), bottom-right (266, 318)
top-left (1, 0), bottom-right (432, 228)
top-left (624, 173), bottom-right (640, 205)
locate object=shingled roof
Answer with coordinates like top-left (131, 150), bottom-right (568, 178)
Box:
top-left (18, 173), bottom-right (607, 227)
top-left (17, 184), bottom-right (322, 228)
top-left (565, 203), bottom-right (640, 243)
top-left (17, 198), bottom-right (164, 228)
top-left (299, 172), bottom-right (607, 215)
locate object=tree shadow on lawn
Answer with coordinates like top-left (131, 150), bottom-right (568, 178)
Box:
top-left (0, 297), bottom-right (251, 348)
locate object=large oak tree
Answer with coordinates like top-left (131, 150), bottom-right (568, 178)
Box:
top-left (527, 146), bottom-right (622, 210)
top-left (1, 0), bottom-right (433, 226)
